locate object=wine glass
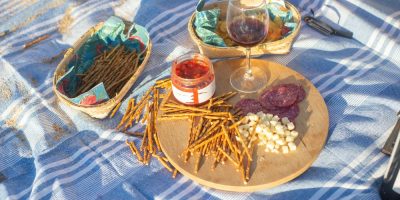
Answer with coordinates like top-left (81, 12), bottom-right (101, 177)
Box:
top-left (226, 0), bottom-right (269, 93)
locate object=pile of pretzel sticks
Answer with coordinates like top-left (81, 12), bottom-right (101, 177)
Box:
top-left (114, 78), bottom-right (256, 183)
top-left (77, 45), bottom-right (141, 97)
top-left (113, 78), bottom-right (178, 178)
top-left (160, 92), bottom-right (256, 184)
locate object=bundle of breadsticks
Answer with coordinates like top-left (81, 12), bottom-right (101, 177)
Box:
top-left (77, 45), bottom-right (141, 97)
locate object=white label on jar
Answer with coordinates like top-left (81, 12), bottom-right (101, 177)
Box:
top-left (172, 79), bottom-right (216, 104)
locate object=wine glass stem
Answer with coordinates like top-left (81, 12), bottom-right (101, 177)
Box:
top-left (245, 47), bottom-right (253, 79)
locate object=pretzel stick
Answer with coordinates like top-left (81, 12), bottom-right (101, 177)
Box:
top-left (109, 102), bottom-right (121, 118)
top-left (24, 34), bottom-right (50, 49)
top-left (155, 155), bottom-right (173, 172)
top-left (172, 169), bottom-right (178, 178)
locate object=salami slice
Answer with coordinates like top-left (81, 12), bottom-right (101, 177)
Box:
top-left (264, 104), bottom-right (299, 121)
top-left (267, 84), bottom-right (299, 107)
top-left (296, 86), bottom-right (306, 103)
top-left (259, 89), bottom-right (280, 110)
top-left (235, 98), bottom-right (264, 115)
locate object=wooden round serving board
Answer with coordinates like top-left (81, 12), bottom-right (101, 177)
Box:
top-left (156, 59), bottom-right (329, 192)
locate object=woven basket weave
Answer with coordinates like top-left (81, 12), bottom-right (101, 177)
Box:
top-left (188, 1), bottom-right (301, 58)
top-left (52, 21), bottom-right (152, 119)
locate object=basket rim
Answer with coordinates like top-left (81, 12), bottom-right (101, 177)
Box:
top-left (188, 1), bottom-right (302, 50)
top-left (52, 21), bottom-right (152, 109)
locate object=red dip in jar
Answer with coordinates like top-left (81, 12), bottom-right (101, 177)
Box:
top-left (171, 53), bottom-right (216, 105)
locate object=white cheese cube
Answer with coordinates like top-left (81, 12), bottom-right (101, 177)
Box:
top-left (288, 142), bottom-right (297, 151)
top-left (248, 127), bottom-right (254, 133)
top-left (270, 120), bottom-right (278, 127)
top-left (272, 134), bottom-right (280, 141)
top-left (272, 115), bottom-right (280, 121)
top-left (266, 113), bottom-right (273, 120)
top-left (284, 130), bottom-right (291, 136)
top-left (260, 116), bottom-right (267, 123)
top-left (246, 113), bottom-right (255, 117)
top-left (290, 131), bottom-right (299, 138)
top-left (287, 122), bottom-right (295, 130)
top-left (281, 117), bottom-right (290, 125)
top-left (276, 124), bottom-right (285, 135)
top-left (276, 138), bottom-right (285, 145)
top-left (286, 136), bottom-right (294, 142)
top-left (257, 111), bottom-right (265, 117)
top-left (249, 121), bottom-right (257, 127)
top-left (239, 124), bottom-right (250, 131)
top-left (239, 128), bottom-right (248, 135)
top-left (282, 146), bottom-right (289, 154)
top-left (248, 114), bottom-right (259, 122)
top-left (255, 125), bottom-right (264, 134)
top-left (266, 141), bottom-right (275, 150)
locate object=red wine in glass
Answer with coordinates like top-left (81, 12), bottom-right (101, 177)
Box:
top-left (228, 17), bottom-right (268, 47)
top-left (226, 0), bottom-right (269, 93)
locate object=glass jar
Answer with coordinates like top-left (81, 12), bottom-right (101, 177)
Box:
top-left (171, 53), bottom-right (216, 105)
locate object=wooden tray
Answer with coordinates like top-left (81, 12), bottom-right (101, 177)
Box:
top-left (156, 59), bottom-right (329, 192)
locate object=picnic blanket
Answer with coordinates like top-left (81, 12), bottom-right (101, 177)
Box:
top-left (0, 0), bottom-right (399, 199)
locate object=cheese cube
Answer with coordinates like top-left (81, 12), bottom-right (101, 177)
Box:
top-left (266, 113), bottom-right (273, 120)
top-left (286, 136), bottom-right (294, 142)
top-left (272, 115), bottom-right (280, 121)
top-left (282, 146), bottom-right (289, 154)
top-left (260, 116), bottom-right (268, 123)
top-left (276, 124), bottom-right (285, 135)
top-left (257, 111), bottom-right (265, 117)
top-left (281, 117), bottom-right (290, 125)
top-left (239, 124), bottom-right (250, 131)
top-left (284, 130), bottom-right (291, 136)
top-left (248, 127), bottom-right (254, 133)
top-left (272, 134), bottom-right (280, 141)
top-left (290, 131), bottom-right (299, 138)
top-left (276, 138), bottom-right (285, 145)
top-left (249, 121), bottom-right (257, 127)
top-left (248, 114), bottom-right (259, 122)
top-left (266, 141), bottom-right (275, 150)
top-left (255, 125), bottom-right (264, 134)
top-left (270, 120), bottom-right (278, 127)
top-left (287, 122), bottom-right (295, 130)
top-left (242, 131), bottom-right (249, 138)
top-left (288, 142), bottom-right (297, 151)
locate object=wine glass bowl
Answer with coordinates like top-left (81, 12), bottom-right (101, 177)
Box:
top-left (226, 0), bottom-right (269, 93)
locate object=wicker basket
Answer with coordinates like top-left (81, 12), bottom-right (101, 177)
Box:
top-left (52, 21), bottom-right (152, 119)
top-left (188, 1), bottom-right (301, 58)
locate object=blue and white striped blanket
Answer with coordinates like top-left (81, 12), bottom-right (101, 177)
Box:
top-left (1, 0), bottom-right (399, 199)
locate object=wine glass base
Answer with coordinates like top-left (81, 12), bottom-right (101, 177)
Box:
top-left (230, 66), bottom-right (267, 93)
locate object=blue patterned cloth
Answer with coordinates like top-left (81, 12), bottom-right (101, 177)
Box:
top-left (0, 0), bottom-right (399, 199)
